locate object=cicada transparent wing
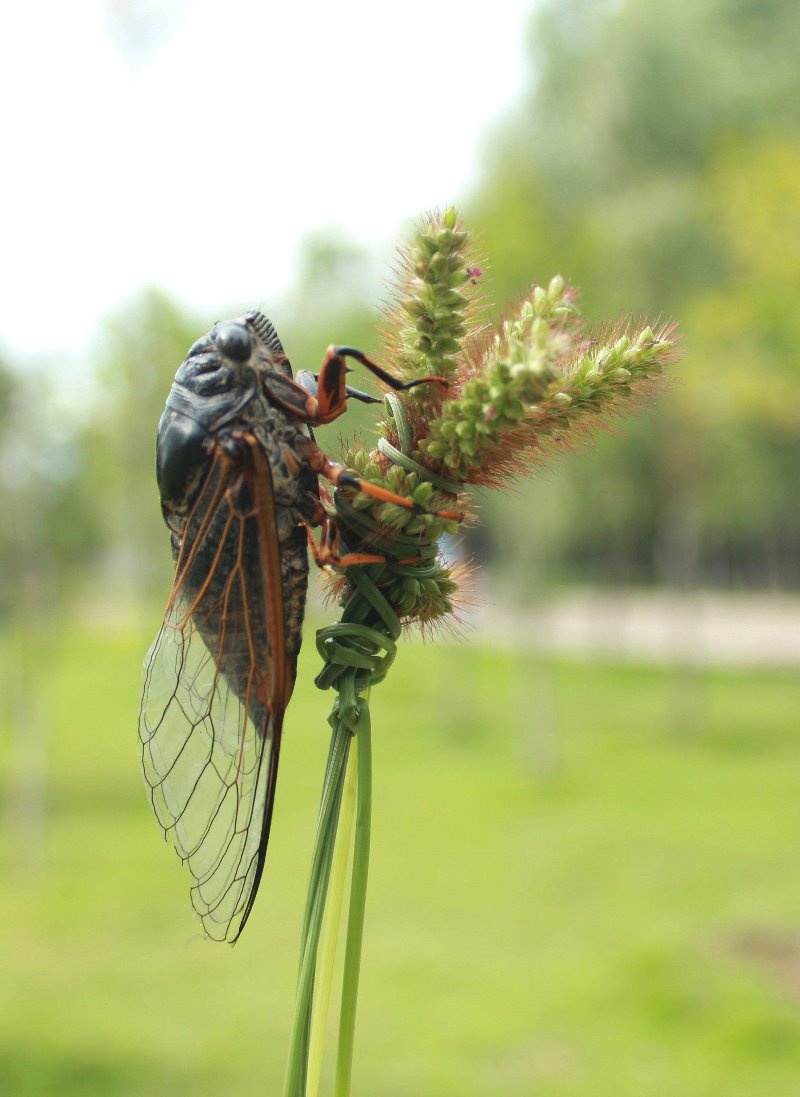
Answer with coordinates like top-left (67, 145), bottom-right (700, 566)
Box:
top-left (138, 442), bottom-right (291, 942)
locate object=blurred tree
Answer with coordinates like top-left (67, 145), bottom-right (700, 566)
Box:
top-left (0, 355), bottom-right (98, 617)
top-left (279, 230), bottom-right (377, 361)
top-left (85, 289), bottom-right (200, 604)
top-left (0, 353), bottom-right (97, 872)
top-left (277, 230), bottom-right (383, 451)
top-left (467, 0), bottom-right (800, 589)
top-left (474, 0), bottom-right (800, 316)
top-left (680, 137), bottom-right (800, 586)
top-left (685, 138), bottom-right (800, 427)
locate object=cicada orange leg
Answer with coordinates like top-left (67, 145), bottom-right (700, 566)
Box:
top-left (298, 344), bottom-right (450, 426)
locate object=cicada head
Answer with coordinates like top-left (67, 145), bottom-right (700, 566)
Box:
top-left (181, 320), bottom-right (255, 376)
top-left (181, 312), bottom-right (293, 387)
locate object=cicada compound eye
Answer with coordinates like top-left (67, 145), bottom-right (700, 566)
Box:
top-left (212, 322), bottom-right (253, 363)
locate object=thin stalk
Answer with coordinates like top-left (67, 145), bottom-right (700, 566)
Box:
top-left (305, 744), bottom-right (358, 1097)
top-left (299, 728), bottom-right (346, 947)
top-left (283, 719), bottom-right (351, 1097)
top-left (335, 701), bottom-right (372, 1096)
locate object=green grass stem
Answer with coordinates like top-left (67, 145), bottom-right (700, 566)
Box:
top-left (284, 720), bottom-right (352, 1097)
top-left (335, 702), bottom-right (373, 1097)
top-left (306, 743), bottom-right (358, 1097)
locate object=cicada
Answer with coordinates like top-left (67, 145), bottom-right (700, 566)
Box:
top-left (138, 311), bottom-right (459, 942)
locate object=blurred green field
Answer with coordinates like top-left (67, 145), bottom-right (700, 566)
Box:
top-left (1, 624), bottom-right (799, 1097)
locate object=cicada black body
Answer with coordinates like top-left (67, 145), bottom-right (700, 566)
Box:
top-left (139, 312), bottom-right (323, 941)
top-left (139, 312), bottom-right (462, 942)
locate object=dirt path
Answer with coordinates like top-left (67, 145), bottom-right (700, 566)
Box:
top-left (468, 590), bottom-right (800, 668)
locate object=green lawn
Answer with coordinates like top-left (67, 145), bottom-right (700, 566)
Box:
top-left (1, 622), bottom-right (798, 1096)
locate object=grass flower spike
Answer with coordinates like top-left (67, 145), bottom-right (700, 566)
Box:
top-left (285, 209), bottom-right (679, 1097)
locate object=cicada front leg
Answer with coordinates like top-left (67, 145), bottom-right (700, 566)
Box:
top-left (261, 342), bottom-right (449, 428)
top-left (295, 344), bottom-right (450, 425)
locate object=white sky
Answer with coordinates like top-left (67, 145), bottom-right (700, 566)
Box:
top-left (1, 0), bottom-right (534, 366)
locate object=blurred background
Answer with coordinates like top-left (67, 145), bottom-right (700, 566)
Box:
top-left (1, 1), bottom-right (798, 1094)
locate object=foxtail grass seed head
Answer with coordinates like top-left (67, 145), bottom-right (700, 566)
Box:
top-left (381, 208), bottom-right (486, 418)
top-left (330, 213), bottom-right (678, 631)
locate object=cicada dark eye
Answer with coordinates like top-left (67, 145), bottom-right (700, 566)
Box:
top-left (212, 322), bottom-right (252, 362)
